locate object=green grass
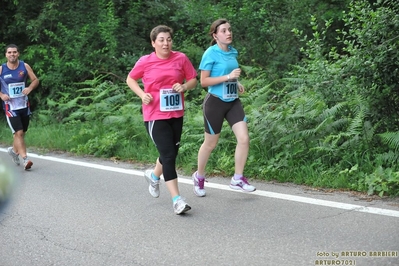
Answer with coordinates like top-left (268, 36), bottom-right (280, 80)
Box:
top-left (0, 108), bottom-right (398, 197)
top-left (0, 115), bottom-right (159, 163)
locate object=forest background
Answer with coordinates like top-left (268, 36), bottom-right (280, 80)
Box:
top-left (0, 0), bottom-right (398, 197)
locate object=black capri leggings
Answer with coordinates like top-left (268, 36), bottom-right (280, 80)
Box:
top-left (144, 117), bottom-right (183, 182)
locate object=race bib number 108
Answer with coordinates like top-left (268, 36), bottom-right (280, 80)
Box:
top-left (222, 81), bottom-right (238, 100)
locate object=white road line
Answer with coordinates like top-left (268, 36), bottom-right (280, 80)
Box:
top-left (2, 148), bottom-right (399, 218)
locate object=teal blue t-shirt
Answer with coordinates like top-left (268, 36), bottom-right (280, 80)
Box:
top-left (199, 44), bottom-right (239, 102)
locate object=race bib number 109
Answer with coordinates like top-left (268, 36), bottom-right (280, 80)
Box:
top-left (160, 88), bottom-right (183, 112)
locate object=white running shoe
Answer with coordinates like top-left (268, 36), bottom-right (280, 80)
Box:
top-left (173, 197), bottom-right (191, 215)
top-left (192, 171), bottom-right (206, 197)
top-left (229, 176), bottom-right (256, 192)
top-left (7, 147), bottom-right (20, 166)
top-left (23, 159), bottom-right (33, 170)
top-left (144, 170), bottom-right (160, 198)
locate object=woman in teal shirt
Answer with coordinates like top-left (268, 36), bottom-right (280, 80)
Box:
top-left (192, 18), bottom-right (256, 197)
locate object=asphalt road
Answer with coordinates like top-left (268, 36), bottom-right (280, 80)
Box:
top-left (0, 148), bottom-right (398, 266)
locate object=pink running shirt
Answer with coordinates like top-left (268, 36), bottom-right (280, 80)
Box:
top-left (128, 51), bottom-right (197, 121)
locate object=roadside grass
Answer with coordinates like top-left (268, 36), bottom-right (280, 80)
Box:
top-left (0, 107), bottom-right (398, 197)
top-left (0, 115), bottom-right (159, 163)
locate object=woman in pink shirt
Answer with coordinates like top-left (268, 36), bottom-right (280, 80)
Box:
top-left (126, 25), bottom-right (197, 215)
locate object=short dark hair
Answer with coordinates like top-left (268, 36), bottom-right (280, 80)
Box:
top-left (150, 25), bottom-right (173, 42)
top-left (5, 44), bottom-right (19, 53)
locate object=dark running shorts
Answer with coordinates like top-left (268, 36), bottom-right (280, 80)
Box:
top-left (202, 93), bottom-right (247, 135)
top-left (6, 108), bottom-right (30, 133)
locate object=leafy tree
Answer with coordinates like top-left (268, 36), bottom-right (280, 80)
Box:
top-left (2, 0), bottom-right (398, 196)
